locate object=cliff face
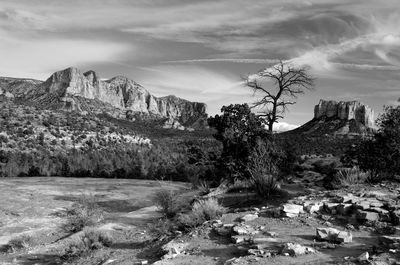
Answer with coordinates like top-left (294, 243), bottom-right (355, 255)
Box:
top-left (288, 99), bottom-right (375, 136)
top-left (2, 67), bottom-right (207, 125)
top-left (314, 100), bottom-right (375, 127)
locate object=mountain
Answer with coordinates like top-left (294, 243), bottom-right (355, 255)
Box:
top-left (287, 99), bottom-right (376, 137)
top-left (0, 67), bottom-right (207, 127)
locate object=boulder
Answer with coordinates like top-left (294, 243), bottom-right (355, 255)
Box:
top-left (316, 228), bottom-right (352, 243)
top-left (356, 210), bottom-right (379, 222)
top-left (281, 243), bottom-right (316, 256)
top-left (240, 214), bottom-right (259, 222)
top-left (337, 204), bottom-right (353, 215)
top-left (282, 204), bottom-right (304, 218)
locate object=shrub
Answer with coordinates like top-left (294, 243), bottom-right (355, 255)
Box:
top-left (333, 166), bottom-right (370, 187)
top-left (147, 218), bottom-right (176, 238)
top-left (4, 234), bottom-right (33, 252)
top-left (63, 195), bottom-right (103, 233)
top-left (152, 189), bottom-right (188, 218)
top-left (178, 198), bottom-right (225, 229)
top-left (250, 174), bottom-right (280, 200)
top-left (62, 228), bottom-right (113, 259)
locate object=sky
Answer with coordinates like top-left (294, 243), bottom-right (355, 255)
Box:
top-left (1, 0), bottom-right (400, 130)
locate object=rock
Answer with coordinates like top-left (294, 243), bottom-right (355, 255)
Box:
top-left (231, 235), bottom-right (252, 244)
top-left (355, 201), bottom-right (371, 210)
top-left (314, 100), bottom-right (374, 127)
top-left (356, 210), bottom-right (380, 222)
top-left (282, 204), bottom-right (304, 218)
top-left (281, 243), bottom-right (316, 256)
top-left (304, 202), bottom-right (324, 214)
top-left (379, 236), bottom-right (400, 248)
top-left (2, 67), bottom-right (207, 127)
top-left (161, 240), bottom-right (189, 259)
top-left (336, 231), bottom-right (353, 243)
top-left (240, 214), bottom-right (259, 222)
top-left (232, 225), bottom-right (258, 235)
top-left (337, 203), bottom-right (353, 215)
top-left (251, 236), bottom-right (279, 244)
top-left (357, 252), bottom-right (369, 262)
top-left (324, 202), bottom-right (340, 214)
top-left (316, 227), bottom-right (352, 243)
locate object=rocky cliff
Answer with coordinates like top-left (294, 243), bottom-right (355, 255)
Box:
top-left (0, 67), bottom-right (207, 126)
top-left (314, 100), bottom-right (374, 128)
top-left (288, 99), bottom-right (376, 136)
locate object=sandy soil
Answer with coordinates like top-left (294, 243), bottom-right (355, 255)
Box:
top-left (0, 177), bottom-right (188, 264)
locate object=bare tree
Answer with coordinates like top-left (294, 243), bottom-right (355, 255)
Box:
top-left (246, 61), bottom-right (315, 132)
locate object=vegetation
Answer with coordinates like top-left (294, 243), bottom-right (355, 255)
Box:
top-left (2, 234), bottom-right (33, 253)
top-left (343, 105), bottom-right (400, 182)
top-left (178, 198), bottom-right (226, 229)
top-left (333, 166), bottom-right (370, 187)
top-left (208, 104), bottom-right (280, 182)
top-left (63, 195), bottom-right (104, 233)
top-left (152, 189), bottom-right (190, 218)
top-left (62, 228), bottom-right (113, 259)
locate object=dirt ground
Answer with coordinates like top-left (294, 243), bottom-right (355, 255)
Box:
top-left (0, 177), bottom-right (399, 265)
top-left (0, 177), bottom-right (188, 265)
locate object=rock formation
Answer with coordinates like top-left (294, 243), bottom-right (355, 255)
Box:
top-left (314, 100), bottom-right (374, 128)
top-left (288, 99), bottom-right (376, 136)
top-left (0, 67), bottom-right (207, 127)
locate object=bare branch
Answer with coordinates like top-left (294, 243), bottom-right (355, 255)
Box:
top-left (245, 61), bottom-right (315, 132)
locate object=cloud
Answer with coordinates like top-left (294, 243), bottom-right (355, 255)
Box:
top-left (273, 122), bottom-right (299, 132)
top-left (0, 37), bottom-right (131, 79)
top-left (163, 58), bottom-right (281, 64)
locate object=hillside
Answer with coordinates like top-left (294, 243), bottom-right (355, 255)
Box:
top-left (0, 67), bottom-right (207, 129)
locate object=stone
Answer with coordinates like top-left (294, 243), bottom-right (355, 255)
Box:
top-left (282, 204), bottom-right (304, 218)
top-left (316, 228), bottom-right (352, 243)
top-left (356, 210), bottom-right (379, 222)
top-left (324, 203), bottom-right (339, 214)
top-left (355, 201), bottom-right (371, 210)
top-left (379, 236), bottom-right (400, 248)
top-left (232, 225), bottom-right (258, 235)
top-left (240, 214), bottom-right (259, 222)
top-left (161, 241), bottom-right (189, 259)
top-left (336, 231), bottom-right (353, 243)
top-left (337, 204), bottom-right (353, 215)
top-left (314, 100), bottom-right (374, 127)
top-left (231, 235), bottom-right (251, 244)
top-left (357, 252), bottom-right (369, 262)
top-left (304, 202), bottom-right (324, 214)
top-left (281, 243), bottom-right (316, 256)
top-left (251, 236), bottom-right (279, 244)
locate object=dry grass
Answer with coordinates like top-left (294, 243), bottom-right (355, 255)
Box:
top-left (334, 166), bottom-right (370, 187)
top-left (61, 228), bottom-right (113, 259)
top-left (62, 195), bottom-right (104, 233)
top-left (3, 234), bottom-right (33, 253)
top-left (178, 198), bottom-right (226, 229)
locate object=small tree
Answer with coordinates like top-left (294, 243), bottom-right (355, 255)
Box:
top-left (247, 61), bottom-right (315, 132)
top-left (208, 104), bottom-right (279, 182)
top-left (344, 105), bottom-right (400, 181)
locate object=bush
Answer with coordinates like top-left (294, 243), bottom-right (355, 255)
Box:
top-left (63, 195), bottom-right (103, 233)
top-left (343, 106), bottom-right (400, 182)
top-left (250, 174), bottom-right (280, 200)
top-left (62, 228), bottom-right (113, 259)
top-left (178, 198), bottom-right (225, 229)
top-left (4, 234), bottom-right (33, 252)
top-left (147, 218), bottom-right (176, 238)
top-left (333, 166), bottom-right (370, 187)
top-left (152, 189), bottom-right (189, 218)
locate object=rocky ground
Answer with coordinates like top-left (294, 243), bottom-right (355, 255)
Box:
top-left (1, 174), bottom-right (400, 264)
top-left (0, 177), bottom-right (188, 265)
top-left (154, 183), bottom-right (400, 265)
